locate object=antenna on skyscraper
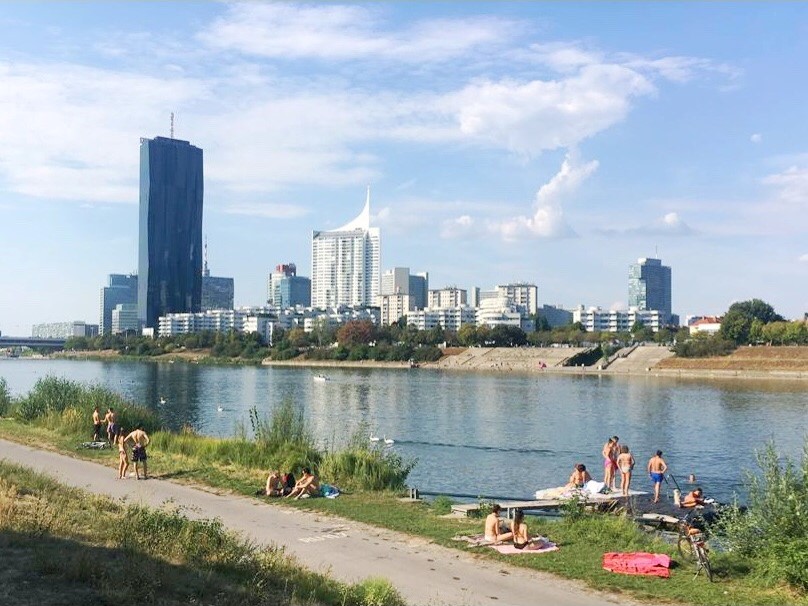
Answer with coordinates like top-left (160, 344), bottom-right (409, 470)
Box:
top-left (170, 112), bottom-right (174, 139)
top-left (655, 244), bottom-right (659, 258)
top-left (203, 235), bottom-right (210, 277)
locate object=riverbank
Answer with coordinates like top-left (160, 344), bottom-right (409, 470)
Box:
top-left (3, 435), bottom-right (805, 606)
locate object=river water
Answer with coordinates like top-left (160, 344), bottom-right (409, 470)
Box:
top-left (2, 358), bottom-right (806, 502)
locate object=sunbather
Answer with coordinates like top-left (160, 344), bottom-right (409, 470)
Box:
top-left (681, 487), bottom-right (705, 508)
top-left (511, 509), bottom-right (531, 550)
top-left (264, 470), bottom-right (284, 496)
top-left (285, 467), bottom-right (320, 500)
top-left (484, 504), bottom-right (513, 543)
top-left (566, 463), bottom-right (592, 489)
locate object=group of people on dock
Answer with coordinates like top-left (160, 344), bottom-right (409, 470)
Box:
top-left (91, 406), bottom-right (150, 480)
top-left (566, 435), bottom-right (706, 507)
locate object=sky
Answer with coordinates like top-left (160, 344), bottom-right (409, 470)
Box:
top-left (1, 2), bottom-right (807, 334)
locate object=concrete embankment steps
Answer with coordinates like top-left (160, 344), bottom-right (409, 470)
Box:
top-left (435, 347), bottom-right (587, 372)
top-left (607, 345), bottom-right (676, 373)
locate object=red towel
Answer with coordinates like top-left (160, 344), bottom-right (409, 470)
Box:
top-left (602, 552), bottom-right (671, 578)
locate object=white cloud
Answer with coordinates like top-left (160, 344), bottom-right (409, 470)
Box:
top-left (761, 166), bottom-right (808, 205)
top-left (595, 211), bottom-right (696, 237)
top-left (440, 214), bottom-right (478, 239)
top-left (199, 3), bottom-right (514, 63)
top-left (492, 152), bottom-right (595, 239)
top-left (799, 253), bottom-right (808, 263)
top-left (750, 133), bottom-right (762, 144)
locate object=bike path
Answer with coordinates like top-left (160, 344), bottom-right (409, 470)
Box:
top-left (0, 438), bottom-right (645, 606)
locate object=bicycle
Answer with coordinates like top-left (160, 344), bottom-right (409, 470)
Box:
top-left (676, 518), bottom-right (713, 581)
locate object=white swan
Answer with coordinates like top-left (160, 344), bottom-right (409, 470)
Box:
top-left (384, 435), bottom-right (395, 445)
top-left (216, 406), bottom-right (224, 412)
top-left (159, 397), bottom-right (167, 405)
top-left (369, 433), bottom-right (380, 442)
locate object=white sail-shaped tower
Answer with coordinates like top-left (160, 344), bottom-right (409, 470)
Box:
top-left (311, 188), bottom-right (380, 309)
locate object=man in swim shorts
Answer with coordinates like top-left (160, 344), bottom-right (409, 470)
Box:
top-left (104, 407), bottom-right (117, 444)
top-left (647, 450), bottom-right (668, 503)
top-left (125, 424), bottom-right (150, 480)
top-left (484, 504), bottom-right (513, 544)
top-left (92, 406), bottom-right (102, 442)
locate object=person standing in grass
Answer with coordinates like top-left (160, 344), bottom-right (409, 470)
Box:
top-left (116, 427), bottom-right (130, 479)
top-left (647, 450), bottom-right (668, 503)
top-left (104, 407), bottom-right (117, 444)
top-left (125, 425), bottom-right (150, 480)
top-left (92, 406), bottom-right (102, 442)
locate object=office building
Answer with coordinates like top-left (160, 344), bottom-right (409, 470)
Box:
top-left (138, 135), bottom-right (204, 329)
top-left (379, 267), bottom-right (428, 312)
top-left (311, 189), bottom-right (380, 309)
top-left (268, 263), bottom-right (311, 308)
top-left (99, 273), bottom-right (138, 335)
top-left (32, 321), bottom-right (98, 339)
top-left (409, 272), bottom-right (428, 310)
top-left (200, 239), bottom-right (234, 311)
top-left (381, 267), bottom-right (410, 296)
top-left (111, 304), bottom-right (140, 334)
top-left (628, 257), bottom-right (672, 324)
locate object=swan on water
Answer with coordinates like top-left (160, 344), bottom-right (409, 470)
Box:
top-left (369, 433), bottom-right (380, 442)
top-left (384, 435), bottom-right (395, 445)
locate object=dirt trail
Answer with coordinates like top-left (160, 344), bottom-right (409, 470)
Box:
top-left (0, 438), bottom-right (645, 606)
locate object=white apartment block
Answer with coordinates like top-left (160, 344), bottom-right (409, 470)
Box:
top-left (311, 189), bottom-right (380, 309)
top-left (407, 306), bottom-right (476, 331)
top-left (496, 283), bottom-right (538, 315)
top-left (572, 306), bottom-right (664, 332)
top-left (428, 287), bottom-right (467, 309)
top-left (476, 296), bottom-right (534, 331)
top-left (378, 293), bottom-right (412, 325)
top-left (380, 267), bottom-right (409, 295)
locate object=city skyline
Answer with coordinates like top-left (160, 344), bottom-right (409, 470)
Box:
top-left (1, 3), bottom-right (807, 334)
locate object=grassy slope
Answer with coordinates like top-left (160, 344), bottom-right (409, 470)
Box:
top-left (659, 346), bottom-right (808, 371)
top-left (0, 459), bottom-right (403, 606)
top-left (0, 421), bottom-right (805, 606)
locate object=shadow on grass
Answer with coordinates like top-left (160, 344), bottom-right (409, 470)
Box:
top-left (0, 528), bottom-right (285, 606)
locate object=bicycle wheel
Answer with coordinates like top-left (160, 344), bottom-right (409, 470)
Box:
top-left (696, 545), bottom-right (713, 582)
top-left (677, 536), bottom-right (696, 562)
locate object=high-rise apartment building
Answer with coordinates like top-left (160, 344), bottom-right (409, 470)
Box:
top-left (99, 273), bottom-right (138, 335)
top-left (496, 283), bottom-right (538, 315)
top-left (311, 189), bottom-right (380, 309)
top-left (138, 136), bottom-right (204, 329)
top-left (628, 257), bottom-right (672, 323)
top-left (428, 287), bottom-right (467, 309)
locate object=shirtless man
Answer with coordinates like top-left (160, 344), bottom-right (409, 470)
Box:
top-left (566, 463), bottom-right (592, 489)
top-left (104, 407), bottom-right (117, 444)
top-left (125, 425), bottom-right (150, 480)
top-left (264, 470), bottom-right (283, 497)
top-left (285, 467), bottom-right (320, 500)
top-left (682, 487), bottom-right (705, 508)
top-left (601, 436), bottom-right (619, 490)
top-left (647, 450), bottom-right (668, 503)
top-left (92, 406), bottom-right (102, 442)
top-left (484, 504), bottom-right (513, 544)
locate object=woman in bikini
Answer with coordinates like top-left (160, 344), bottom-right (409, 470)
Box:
top-left (602, 436), bottom-right (619, 491)
top-left (616, 444), bottom-right (635, 497)
top-left (510, 509), bottom-right (531, 550)
top-left (116, 427), bottom-right (129, 479)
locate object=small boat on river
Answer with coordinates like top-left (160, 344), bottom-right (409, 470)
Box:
top-left (313, 374), bottom-right (331, 383)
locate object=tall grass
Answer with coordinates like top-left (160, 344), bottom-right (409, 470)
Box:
top-left (7, 378), bottom-right (413, 492)
top-left (0, 377), bottom-right (11, 416)
top-left (718, 440), bottom-right (808, 590)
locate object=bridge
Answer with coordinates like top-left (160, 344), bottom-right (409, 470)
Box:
top-left (0, 336), bottom-right (67, 350)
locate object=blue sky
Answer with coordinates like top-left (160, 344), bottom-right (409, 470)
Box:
top-left (1, 2), bottom-right (807, 334)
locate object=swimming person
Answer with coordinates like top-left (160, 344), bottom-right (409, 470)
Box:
top-left (484, 504), bottom-right (513, 544)
top-left (647, 450), bottom-right (668, 503)
top-left (682, 487), bottom-right (705, 508)
top-left (601, 436), bottom-right (619, 490)
top-left (616, 445), bottom-right (635, 497)
top-left (567, 463), bottom-right (592, 489)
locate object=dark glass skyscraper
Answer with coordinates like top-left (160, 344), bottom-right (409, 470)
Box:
top-left (99, 273), bottom-right (138, 335)
top-left (138, 136), bottom-right (204, 329)
top-left (628, 257), bottom-right (672, 323)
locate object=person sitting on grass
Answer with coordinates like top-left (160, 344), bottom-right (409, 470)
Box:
top-left (264, 470), bottom-right (284, 497)
top-left (484, 504), bottom-right (513, 544)
top-left (511, 509), bottom-right (532, 550)
top-left (681, 486), bottom-right (705, 508)
top-left (285, 467), bottom-right (320, 500)
top-left (566, 463), bottom-right (592, 489)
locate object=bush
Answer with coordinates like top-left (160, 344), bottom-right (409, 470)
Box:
top-left (348, 577), bottom-right (406, 606)
top-left (718, 440), bottom-right (808, 589)
top-left (0, 378), bottom-right (11, 417)
top-left (674, 334), bottom-right (736, 358)
top-left (430, 495), bottom-right (454, 515)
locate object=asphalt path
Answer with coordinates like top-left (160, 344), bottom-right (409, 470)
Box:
top-left (0, 438), bottom-right (648, 606)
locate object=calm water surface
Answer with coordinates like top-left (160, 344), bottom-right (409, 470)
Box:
top-left (2, 358), bottom-right (806, 502)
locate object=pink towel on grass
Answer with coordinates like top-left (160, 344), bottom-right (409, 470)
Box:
top-left (602, 552), bottom-right (671, 578)
top-left (491, 541), bottom-right (559, 555)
